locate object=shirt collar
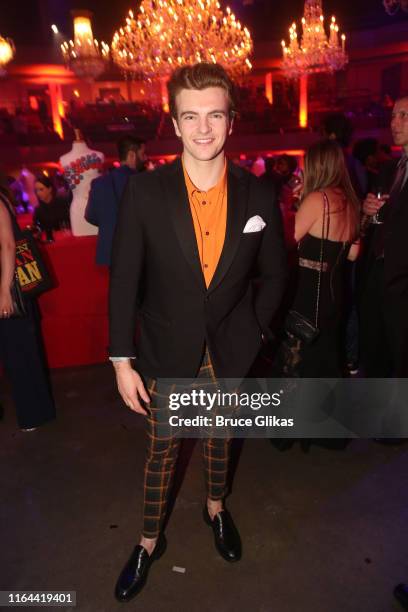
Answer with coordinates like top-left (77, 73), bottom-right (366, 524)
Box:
top-left (117, 164), bottom-right (136, 175)
top-left (182, 157), bottom-right (227, 199)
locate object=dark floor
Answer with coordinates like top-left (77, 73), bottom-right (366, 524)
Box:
top-left (1, 363), bottom-right (408, 612)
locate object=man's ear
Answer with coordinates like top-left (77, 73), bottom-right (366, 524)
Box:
top-left (172, 116), bottom-right (181, 138)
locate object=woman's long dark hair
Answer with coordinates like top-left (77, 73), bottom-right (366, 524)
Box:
top-left (35, 174), bottom-right (57, 199)
top-left (302, 140), bottom-right (360, 240)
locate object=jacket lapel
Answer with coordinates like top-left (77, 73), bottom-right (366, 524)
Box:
top-left (161, 158), bottom-right (249, 294)
top-left (390, 177), bottom-right (408, 218)
top-left (207, 161), bottom-right (249, 294)
top-left (161, 159), bottom-right (206, 292)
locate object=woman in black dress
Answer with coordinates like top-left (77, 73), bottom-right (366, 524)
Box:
top-left (276, 140), bottom-right (360, 377)
top-left (271, 141), bottom-right (361, 451)
top-left (0, 172), bottom-right (55, 431)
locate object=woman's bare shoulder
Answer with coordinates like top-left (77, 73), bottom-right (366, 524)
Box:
top-left (294, 191), bottom-right (324, 241)
top-left (298, 191), bottom-right (324, 214)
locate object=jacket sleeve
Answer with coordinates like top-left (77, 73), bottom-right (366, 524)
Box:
top-left (109, 176), bottom-right (144, 357)
top-left (85, 179), bottom-right (100, 226)
top-left (253, 180), bottom-right (288, 338)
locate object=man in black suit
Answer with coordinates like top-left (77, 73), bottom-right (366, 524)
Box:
top-left (359, 96), bottom-right (408, 377)
top-left (109, 63), bottom-right (287, 601)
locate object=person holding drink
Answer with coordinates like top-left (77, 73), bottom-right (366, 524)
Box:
top-left (358, 96), bottom-right (408, 377)
top-left (362, 190), bottom-right (389, 226)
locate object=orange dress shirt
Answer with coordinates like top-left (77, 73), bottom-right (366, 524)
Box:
top-left (182, 159), bottom-right (227, 287)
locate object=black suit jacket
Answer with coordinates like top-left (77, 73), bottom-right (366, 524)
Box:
top-left (384, 175), bottom-right (408, 298)
top-left (360, 159), bottom-right (408, 300)
top-left (109, 158), bottom-right (288, 378)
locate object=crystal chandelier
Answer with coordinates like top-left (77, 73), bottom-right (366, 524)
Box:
top-left (281, 0), bottom-right (348, 79)
top-left (383, 0), bottom-right (408, 14)
top-left (61, 10), bottom-right (110, 80)
top-left (0, 35), bottom-right (15, 76)
top-left (111, 0), bottom-right (253, 79)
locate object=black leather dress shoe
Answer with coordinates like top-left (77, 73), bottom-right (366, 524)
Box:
top-left (203, 506), bottom-right (242, 562)
top-left (114, 533), bottom-right (166, 602)
top-left (394, 583), bottom-right (408, 610)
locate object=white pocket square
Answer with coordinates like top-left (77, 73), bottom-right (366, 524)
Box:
top-left (243, 215), bottom-right (266, 233)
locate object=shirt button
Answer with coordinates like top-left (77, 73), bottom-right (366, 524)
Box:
top-left (205, 231), bottom-right (210, 236)
top-left (202, 200), bottom-right (207, 206)
top-left (204, 264), bottom-right (208, 268)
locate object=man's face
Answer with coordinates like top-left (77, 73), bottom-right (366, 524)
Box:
top-left (172, 87), bottom-right (233, 162)
top-left (126, 144), bottom-right (146, 170)
top-left (391, 98), bottom-right (408, 150)
top-left (136, 144), bottom-right (147, 168)
top-left (276, 157), bottom-right (290, 176)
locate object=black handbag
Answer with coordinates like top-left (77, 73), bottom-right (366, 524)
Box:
top-left (14, 230), bottom-right (53, 298)
top-left (10, 272), bottom-right (27, 318)
top-left (284, 309), bottom-right (320, 344)
top-left (2, 195), bottom-right (53, 299)
top-left (283, 191), bottom-right (329, 345)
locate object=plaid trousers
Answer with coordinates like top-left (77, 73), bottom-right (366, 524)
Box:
top-left (142, 347), bottom-right (231, 538)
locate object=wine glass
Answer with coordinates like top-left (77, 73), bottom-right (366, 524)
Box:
top-left (371, 191), bottom-right (387, 225)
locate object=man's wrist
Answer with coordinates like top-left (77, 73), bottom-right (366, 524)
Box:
top-left (110, 356), bottom-right (135, 370)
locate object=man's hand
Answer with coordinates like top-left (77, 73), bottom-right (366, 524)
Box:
top-left (363, 192), bottom-right (389, 216)
top-left (113, 361), bottom-right (150, 415)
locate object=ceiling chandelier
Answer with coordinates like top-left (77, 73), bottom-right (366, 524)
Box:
top-left (0, 35), bottom-right (15, 76)
top-left (111, 0), bottom-right (253, 79)
top-left (281, 0), bottom-right (348, 79)
top-left (383, 0), bottom-right (408, 14)
top-left (61, 10), bottom-right (110, 80)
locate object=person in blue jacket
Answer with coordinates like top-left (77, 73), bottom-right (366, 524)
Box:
top-left (85, 136), bottom-right (146, 266)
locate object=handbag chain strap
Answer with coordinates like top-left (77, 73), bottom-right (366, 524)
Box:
top-left (314, 192), bottom-right (329, 328)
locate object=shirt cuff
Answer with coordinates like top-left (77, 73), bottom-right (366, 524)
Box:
top-left (109, 356), bottom-right (136, 362)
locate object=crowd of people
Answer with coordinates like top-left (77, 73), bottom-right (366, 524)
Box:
top-left (0, 61), bottom-right (407, 607)
top-left (0, 88), bottom-right (396, 147)
top-left (1, 104), bottom-right (407, 419)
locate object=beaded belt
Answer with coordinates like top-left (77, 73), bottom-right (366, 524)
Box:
top-left (299, 257), bottom-right (328, 273)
